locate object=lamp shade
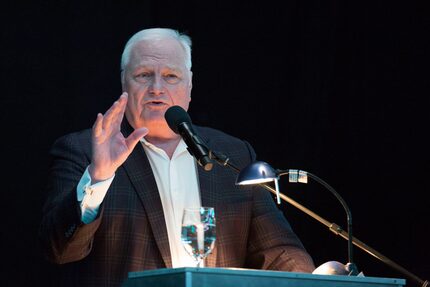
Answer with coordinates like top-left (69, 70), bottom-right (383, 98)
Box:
top-left (235, 161), bottom-right (278, 185)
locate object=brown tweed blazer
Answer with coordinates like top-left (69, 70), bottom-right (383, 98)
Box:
top-left (39, 120), bottom-right (315, 286)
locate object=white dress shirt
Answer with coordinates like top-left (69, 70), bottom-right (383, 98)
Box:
top-left (76, 138), bottom-right (201, 267)
top-left (141, 138), bottom-right (201, 267)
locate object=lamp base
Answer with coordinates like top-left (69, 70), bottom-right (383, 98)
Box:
top-left (312, 261), bottom-right (362, 276)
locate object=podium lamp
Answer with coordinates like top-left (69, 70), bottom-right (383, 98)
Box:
top-left (224, 159), bottom-right (428, 287)
top-left (235, 161), bottom-right (359, 276)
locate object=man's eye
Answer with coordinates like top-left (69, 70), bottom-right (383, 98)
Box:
top-left (164, 74), bottom-right (180, 83)
top-left (135, 73), bottom-right (152, 83)
top-left (136, 73), bottom-right (150, 78)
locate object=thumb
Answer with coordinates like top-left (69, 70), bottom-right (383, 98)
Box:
top-left (125, 127), bottom-right (149, 150)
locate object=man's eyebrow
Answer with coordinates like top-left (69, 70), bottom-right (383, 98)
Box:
top-left (163, 65), bottom-right (182, 71)
top-left (162, 67), bottom-right (184, 75)
top-left (133, 65), bottom-right (150, 69)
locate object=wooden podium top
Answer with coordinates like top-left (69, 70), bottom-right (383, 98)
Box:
top-left (124, 267), bottom-right (406, 287)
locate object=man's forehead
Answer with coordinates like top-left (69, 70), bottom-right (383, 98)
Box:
top-left (129, 39), bottom-right (186, 67)
top-left (133, 38), bottom-right (184, 56)
top-left (132, 63), bottom-right (183, 72)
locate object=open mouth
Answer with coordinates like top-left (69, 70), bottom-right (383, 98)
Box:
top-left (146, 101), bottom-right (168, 109)
top-left (148, 101), bottom-right (166, 105)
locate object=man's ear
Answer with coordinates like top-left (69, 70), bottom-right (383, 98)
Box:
top-left (189, 71), bottom-right (193, 94)
top-left (120, 70), bottom-right (125, 90)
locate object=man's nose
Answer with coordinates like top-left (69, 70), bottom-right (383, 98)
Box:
top-left (148, 76), bottom-right (165, 95)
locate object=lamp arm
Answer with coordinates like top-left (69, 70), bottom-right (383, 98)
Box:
top-left (210, 152), bottom-right (428, 287)
top-left (264, 171), bottom-right (428, 286)
top-left (277, 170), bottom-right (358, 275)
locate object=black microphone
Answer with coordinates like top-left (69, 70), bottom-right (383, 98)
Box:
top-left (164, 106), bottom-right (213, 171)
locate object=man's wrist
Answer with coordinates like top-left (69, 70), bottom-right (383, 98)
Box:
top-left (88, 164), bottom-right (115, 184)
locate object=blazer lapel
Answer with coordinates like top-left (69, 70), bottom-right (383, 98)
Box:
top-left (121, 121), bottom-right (172, 268)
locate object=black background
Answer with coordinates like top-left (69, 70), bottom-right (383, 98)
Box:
top-left (1, 1), bottom-right (429, 286)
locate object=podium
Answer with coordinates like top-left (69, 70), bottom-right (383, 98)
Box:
top-left (123, 267), bottom-right (406, 287)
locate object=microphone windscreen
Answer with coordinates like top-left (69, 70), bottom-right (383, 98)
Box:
top-left (164, 105), bottom-right (192, 134)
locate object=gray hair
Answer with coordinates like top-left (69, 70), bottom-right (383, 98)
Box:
top-left (120, 28), bottom-right (192, 71)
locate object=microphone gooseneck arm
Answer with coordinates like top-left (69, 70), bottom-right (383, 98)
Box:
top-left (177, 122), bottom-right (214, 171)
top-left (164, 106), bottom-right (214, 171)
top-left (210, 151), bottom-right (429, 287)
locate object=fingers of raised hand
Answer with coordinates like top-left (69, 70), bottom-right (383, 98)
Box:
top-left (93, 93), bottom-right (128, 138)
top-left (115, 93), bottom-right (128, 127)
top-left (102, 93), bottom-right (127, 131)
top-left (92, 113), bottom-right (104, 138)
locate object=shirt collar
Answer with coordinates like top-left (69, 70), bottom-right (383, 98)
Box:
top-left (140, 137), bottom-right (189, 158)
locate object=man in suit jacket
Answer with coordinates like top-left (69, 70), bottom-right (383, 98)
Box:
top-left (39, 28), bottom-right (315, 286)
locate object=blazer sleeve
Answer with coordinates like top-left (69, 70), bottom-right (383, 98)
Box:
top-left (242, 141), bottom-right (316, 272)
top-left (38, 131), bottom-right (103, 264)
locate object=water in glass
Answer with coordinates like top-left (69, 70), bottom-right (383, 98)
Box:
top-left (181, 207), bottom-right (216, 267)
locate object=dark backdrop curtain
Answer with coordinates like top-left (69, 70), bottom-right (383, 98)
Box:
top-left (1, 1), bottom-right (428, 286)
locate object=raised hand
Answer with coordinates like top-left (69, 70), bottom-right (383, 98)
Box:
top-left (88, 92), bottom-right (148, 183)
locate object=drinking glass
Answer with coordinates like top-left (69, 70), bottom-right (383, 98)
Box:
top-left (181, 207), bottom-right (216, 267)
